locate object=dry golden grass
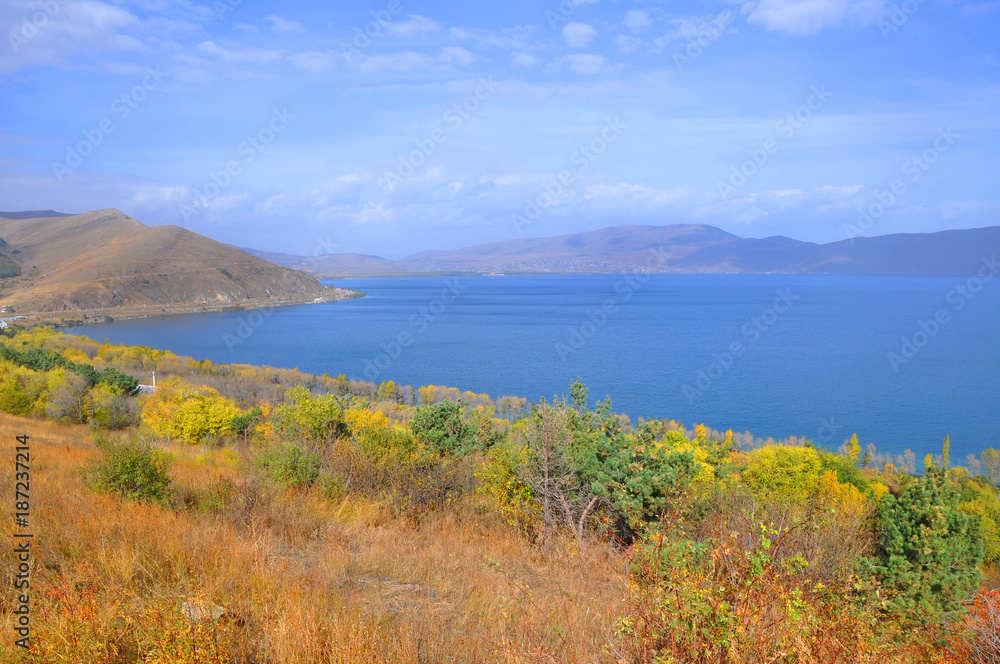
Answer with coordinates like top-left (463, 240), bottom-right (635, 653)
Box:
top-left (0, 413), bottom-right (628, 663)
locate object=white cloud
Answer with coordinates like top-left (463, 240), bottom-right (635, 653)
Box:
top-left (385, 15), bottom-right (441, 38)
top-left (0, 0), bottom-right (140, 75)
top-left (655, 13), bottom-right (734, 48)
top-left (264, 14), bottom-right (307, 34)
top-left (441, 46), bottom-right (476, 66)
top-left (195, 41), bottom-right (285, 65)
top-left (450, 26), bottom-right (536, 50)
top-left (579, 181), bottom-right (865, 227)
top-left (287, 49), bottom-right (338, 73)
top-left (743, 0), bottom-right (888, 36)
top-left (557, 53), bottom-right (614, 75)
top-left (353, 201), bottom-right (392, 225)
top-left (615, 34), bottom-right (642, 53)
top-left (561, 22), bottom-right (598, 48)
top-left (509, 51), bottom-right (537, 67)
top-left (356, 48), bottom-right (475, 73)
top-left (623, 10), bottom-right (652, 32)
top-left (358, 51), bottom-right (433, 73)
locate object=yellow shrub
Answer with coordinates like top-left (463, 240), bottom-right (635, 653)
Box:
top-left (141, 378), bottom-right (239, 444)
top-left (476, 443), bottom-right (540, 532)
top-left (345, 407), bottom-right (390, 437)
top-left (742, 445), bottom-right (823, 498)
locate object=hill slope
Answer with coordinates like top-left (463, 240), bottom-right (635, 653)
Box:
top-left (253, 224), bottom-right (1000, 277)
top-left (0, 209), bottom-right (323, 312)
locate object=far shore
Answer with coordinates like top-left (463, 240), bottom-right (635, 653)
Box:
top-left (4, 287), bottom-right (365, 329)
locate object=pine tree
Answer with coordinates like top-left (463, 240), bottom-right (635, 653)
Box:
top-left (861, 466), bottom-right (982, 624)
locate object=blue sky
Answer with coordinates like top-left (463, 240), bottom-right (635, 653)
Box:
top-left (1, 0), bottom-right (998, 257)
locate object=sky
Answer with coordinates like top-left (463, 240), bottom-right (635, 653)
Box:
top-left (0, 0), bottom-right (998, 258)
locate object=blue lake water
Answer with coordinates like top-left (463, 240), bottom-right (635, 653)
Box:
top-left (77, 274), bottom-right (1000, 460)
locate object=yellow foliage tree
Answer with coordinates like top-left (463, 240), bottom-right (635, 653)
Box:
top-left (694, 424), bottom-right (708, 442)
top-left (344, 407), bottom-right (390, 438)
top-left (847, 433), bottom-right (861, 465)
top-left (742, 445), bottom-right (823, 499)
top-left (141, 378), bottom-right (239, 444)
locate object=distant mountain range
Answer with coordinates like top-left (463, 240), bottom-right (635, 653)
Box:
top-left (0, 210), bottom-right (75, 220)
top-left (0, 209), bottom-right (323, 312)
top-left (245, 223), bottom-right (1000, 277)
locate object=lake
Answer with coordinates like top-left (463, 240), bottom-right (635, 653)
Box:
top-left (77, 273), bottom-right (1000, 460)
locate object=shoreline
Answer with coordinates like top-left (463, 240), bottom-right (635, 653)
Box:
top-left (6, 287), bottom-right (366, 328)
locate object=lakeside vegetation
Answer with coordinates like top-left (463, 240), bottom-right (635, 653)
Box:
top-left (1, 326), bottom-right (999, 662)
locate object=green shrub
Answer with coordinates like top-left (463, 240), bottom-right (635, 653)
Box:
top-left (258, 443), bottom-right (321, 489)
top-left (861, 466), bottom-right (982, 624)
top-left (316, 472), bottom-right (346, 502)
top-left (410, 400), bottom-right (475, 455)
top-left (271, 386), bottom-right (346, 444)
top-left (86, 435), bottom-right (173, 504)
top-left (820, 450), bottom-right (871, 492)
top-left (230, 406), bottom-right (263, 440)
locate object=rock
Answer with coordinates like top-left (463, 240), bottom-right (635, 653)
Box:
top-left (181, 599), bottom-right (226, 622)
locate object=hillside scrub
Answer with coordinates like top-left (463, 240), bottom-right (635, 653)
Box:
top-left (1, 328), bottom-right (999, 662)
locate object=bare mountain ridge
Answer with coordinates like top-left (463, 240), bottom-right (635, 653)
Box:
top-left (0, 209), bottom-right (323, 312)
top-left (246, 224), bottom-right (1000, 276)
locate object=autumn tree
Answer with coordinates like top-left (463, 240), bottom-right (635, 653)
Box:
top-left (90, 384), bottom-right (138, 430)
top-left (981, 448), bottom-right (1000, 485)
top-left (520, 402), bottom-right (597, 541)
top-left (270, 386), bottom-right (346, 445)
top-left (44, 369), bottom-right (91, 423)
top-left (141, 379), bottom-right (240, 444)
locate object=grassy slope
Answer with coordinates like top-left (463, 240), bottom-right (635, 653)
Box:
top-left (0, 414), bottom-right (625, 663)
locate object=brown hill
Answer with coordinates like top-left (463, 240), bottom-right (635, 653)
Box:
top-left (0, 209), bottom-right (323, 312)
